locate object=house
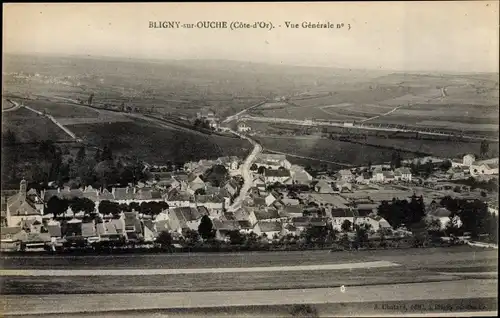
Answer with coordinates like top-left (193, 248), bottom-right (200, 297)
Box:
top-left (6, 180), bottom-right (43, 227)
top-left (0, 227), bottom-right (28, 251)
top-left (290, 165), bottom-right (313, 184)
top-left (265, 191), bottom-right (281, 207)
top-left (255, 153), bottom-right (292, 170)
top-left (195, 195), bottom-right (225, 218)
top-left (254, 207), bottom-right (280, 222)
top-left (470, 163), bottom-right (499, 176)
top-left (142, 220), bottom-right (157, 243)
top-left (172, 207), bottom-right (203, 231)
top-left (279, 205), bottom-right (304, 219)
top-left (394, 167), bottom-right (412, 182)
top-left (213, 219), bottom-right (241, 241)
top-left (371, 168), bottom-right (385, 183)
top-left (382, 171), bottom-right (395, 183)
top-left (232, 206), bottom-right (258, 225)
top-left (463, 154), bottom-right (476, 166)
top-left (426, 207), bottom-right (462, 230)
top-left (264, 169), bottom-right (291, 184)
top-left (253, 176), bottom-right (267, 192)
top-left (336, 169), bottom-right (355, 182)
top-left (82, 221), bottom-right (99, 244)
top-left (47, 219), bottom-right (62, 244)
top-left (187, 174), bottom-right (206, 194)
top-left (253, 221), bottom-right (283, 239)
top-left (237, 121), bottom-right (251, 133)
top-left (123, 211), bottom-right (144, 242)
top-left (355, 203), bottom-right (379, 217)
top-left (447, 166), bottom-right (469, 179)
top-left (314, 180), bottom-right (335, 194)
top-left (355, 172), bottom-right (372, 185)
top-left (330, 209), bottom-right (356, 232)
top-left (225, 179), bottom-right (240, 198)
top-left (217, 156), bottom-right (241, 171)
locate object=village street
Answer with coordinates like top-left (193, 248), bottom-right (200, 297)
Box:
top-left (226, 129), bottom-right (262, 212)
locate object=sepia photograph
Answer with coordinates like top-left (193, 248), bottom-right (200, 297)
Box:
top-left (1, 2), bottom-right (498, 317)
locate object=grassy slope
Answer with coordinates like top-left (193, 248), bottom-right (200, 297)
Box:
top-left (68, 119), bottom-right (252, 164)
top-left (1, 107), bottom-right (70, 142)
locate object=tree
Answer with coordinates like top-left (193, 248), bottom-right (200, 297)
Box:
top-left (440, 160), bottom-right (452, 171)
top-left (101, 145), bottom-right (113, 161)
top-left (69, 197), bottom-right (95, 215)
top-left (354, 224), bottom-right (370, 248)
top-left (341, 219), bottom-right (352, 232)
top-left (390, 151), bottom-right (402, 169)
top-left (98, 200), bottom-right (121, 218)
top-left (184, 229), bottom-right (200, 246)
top-left (257, 166), bottom-right (267, 175)
top-left (480, 140), bottom-right (489, 157)
top-left (4, 129), bottom-right (17, 146)
top-left (76, 146), bottom-right (86, 163)
top-left (198, 215), bottom-right (215, 240)
top-left (156, 231), bottom-right (173, 249)
top-left (228, 230), bottom-right (245, 245)
top-left (194, 188), bottom-right (206, 195)
top-left (250, 163), bottom-right (258, 171)
top-left (46, 196), bottom-right (69, 218)
top-left (304, 225), bottom-right (329, 246)
top-left (94, 149), bottom-right (101, 161)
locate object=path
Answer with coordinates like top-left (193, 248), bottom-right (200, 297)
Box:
top-left (22, 104), bottom-right (80, 141)
top-left (2, 99), bottom-right (23, 112)
top-left (2, 279), bottom-right (496, 316)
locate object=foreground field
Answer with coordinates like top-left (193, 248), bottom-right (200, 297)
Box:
top-left (0, 247), bottom-right (497, 317)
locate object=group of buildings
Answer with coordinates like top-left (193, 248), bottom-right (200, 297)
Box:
top-left (1, 150), bottom-right (498, 251)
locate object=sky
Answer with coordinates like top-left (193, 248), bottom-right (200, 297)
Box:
top-left (3, 2), bottom-right (499, 72)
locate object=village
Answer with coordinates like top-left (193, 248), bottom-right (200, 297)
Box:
top-left (1, 148), bottom-right (498, 252)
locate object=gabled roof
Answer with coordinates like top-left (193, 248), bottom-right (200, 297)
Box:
top-left (254, 208), bottom-right (280, 220)
top-left (331, 209), bottom-right (356, 217)
top-left (430, 207), bottom-right (452, 218)
top-left (81, 222), bottom-right (97, 237)
top-left (113, 187), bottom-right (135, 200)
top-left (257, 221), bottom-right (282, 233)
top-left (213, 219), bottom-right (241, 231)
top-left (238, 220), bottom-right (253, 229)
top-left (265, 169), bottom-right (291, 178)
top-left (174, 207), bottom-right (202, 222)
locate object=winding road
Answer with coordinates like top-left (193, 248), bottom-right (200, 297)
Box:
top-left (225, 129), bottom-right (262, 212)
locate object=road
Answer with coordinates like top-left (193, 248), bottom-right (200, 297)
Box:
top-left (2, 99), bottom-right (23, 112)
top-left (225, 129), bottom-right (262, 212)
top-left (222, 101), bottom-right (266, 124)
top-left (1, 280), bottom-right (497, 316)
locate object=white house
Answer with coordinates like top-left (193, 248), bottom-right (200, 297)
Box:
top-left (255, 154), bottom-right (292, 170)
top-left (264, 169), bottom-right (291, 184)
top-left (463, 154), bottom-right (476, 166)
top-left (336, 169), bottom-right (355, 182)
top-left (470, 163), bottom-right (499, 177)
top-left (6, 180), bottom-right (43, 227)
top-left (394, 167), bottom-right (412, 182)
top-left (237, 122), bottom-right (251, 132)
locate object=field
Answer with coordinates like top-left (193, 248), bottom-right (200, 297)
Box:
top-left (254, 135), bottom-right (498, 166)
top-left (248, 73), bottom-right (499, 136)
top-left (68, 119), bottom-right (252, 164)
top-left (3, 54), bottom-right (387, 119)
top-left (1, 107), bottom-right (69, 142)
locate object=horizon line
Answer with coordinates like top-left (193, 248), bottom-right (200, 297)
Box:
top-left (3, 51), bottom-right (499, 75)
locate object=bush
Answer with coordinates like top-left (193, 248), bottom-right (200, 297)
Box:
top-left (290, 304), bottom-right (319, 317)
